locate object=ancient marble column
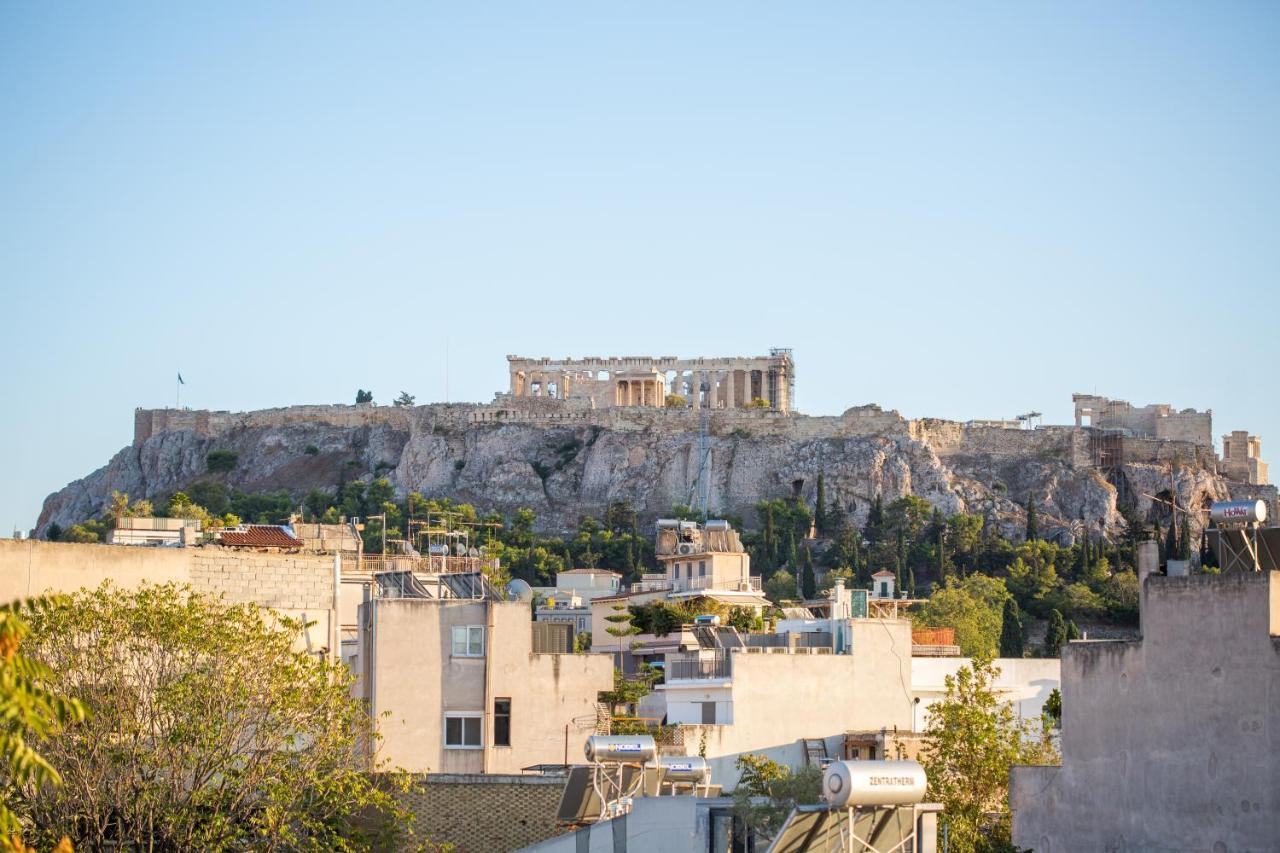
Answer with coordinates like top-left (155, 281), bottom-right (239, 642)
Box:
top-left (726, 369), bottom-right (736, 409)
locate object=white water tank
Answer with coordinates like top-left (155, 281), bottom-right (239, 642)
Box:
top-left (1210, 500), bottom-right (1267, 526)
top-left (658, 755), bottom-right (710, 783)
top-left (822, 760), bottom-right (927, 807)
top-left (584, 735), bottom-right (657, 763)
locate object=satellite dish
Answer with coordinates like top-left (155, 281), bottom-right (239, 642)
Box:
top-left (507, 579), bottom-right (533, 602)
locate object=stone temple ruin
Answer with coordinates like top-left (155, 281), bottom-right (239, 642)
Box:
top-left (1072, 393), bottom-right (1267, 485)
top-left (505, 350), bottom-right (796, 412)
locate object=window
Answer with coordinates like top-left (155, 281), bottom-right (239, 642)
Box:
top-left (879, 581), bottom-right (889, 598)
top-left (686, 564), bottom-right (693, 579)
top-left (451, 625), bottom-right (484, 657)
top-left (701, 701), bottom-right (717, 724)
top-left (698, 560), bottom-right (706, 577)
top-left (494, 699), bottom-right (511, 747)
top-left (444, 713), bottom-right (482, 748)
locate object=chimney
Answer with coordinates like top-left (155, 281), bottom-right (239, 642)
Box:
top-left (1137, 539), bottom-right (1159, 633)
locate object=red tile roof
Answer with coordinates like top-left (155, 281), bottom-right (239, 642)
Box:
top-left (219, 525), bottom-right (303, 549)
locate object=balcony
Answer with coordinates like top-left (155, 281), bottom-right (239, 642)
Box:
top-left (666, 653), bottom-right (732, 681)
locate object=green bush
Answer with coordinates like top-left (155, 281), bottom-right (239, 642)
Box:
top-left (205, 450), bottom-right (239, 473)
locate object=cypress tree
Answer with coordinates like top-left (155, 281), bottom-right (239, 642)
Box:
top-left (1164, 516), bottom-right (1178, 563)
top-left (1044, 609), bottom-right (1067, 657)
top-left (815, 473), bottom-right (827, 536)
top-left (999, 597), bottom-right (1024, 657)
top-left (1066, 619), bottom-right (1082, 641)
top-left (764, 505), bottom-right (777, 569)
top-left (801, 547), bottom-right (817, 599)
top-left (787, 530), bottom-right (798, 572)
top-left (1153, 518), bottom-right (1164, 562)
top-left (1178, 514), bottom-right (1192, 561)
top-left (1025, 495), bottom-right (1039, 543)
top-left (907, 566), bottom-right (917, 599)
top-left (936, 523), bottom-right (947, 584)
top-left (894, 555), bottom-right (903, 596)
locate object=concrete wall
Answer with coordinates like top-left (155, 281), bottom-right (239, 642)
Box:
top-left (521, 795), bottom-right (735, 853)
top-left (0, 540), bottom-right (337, 652)
top-left (392, 773), bottom-right (568, 852)
top-left (911, 657), bottom-right (1060, 730)
top-left (362, 598), bottom-right (613, 775)
top-left (664, 619), bottom-right (915, 790)
top-left (1010, 572), bottom-right (1280, 852)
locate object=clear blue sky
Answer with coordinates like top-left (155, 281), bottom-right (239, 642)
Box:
top-left (3, 2), bottom-right (1278, 532)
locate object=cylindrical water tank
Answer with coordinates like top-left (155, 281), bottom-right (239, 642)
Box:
top-left (658, 755), bottom-right (710, 783)
top-left (584, 735), bottom-right (657, 763)
top-left (1210, 500), bottom-right (1267, 526)
top-left (822, 760), bottom-right (927, 807)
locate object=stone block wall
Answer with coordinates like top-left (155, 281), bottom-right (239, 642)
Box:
top-left (189, 549), bottom-right (335, 612)
top-left (394, 773), bottom-right (568, 852)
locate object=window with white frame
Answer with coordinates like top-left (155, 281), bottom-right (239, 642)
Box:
top-left (444, 713), bottom-right (483, 748)
top-left (451, 625), bottom-right (485, 657)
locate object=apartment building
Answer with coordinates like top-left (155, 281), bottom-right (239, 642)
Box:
top-left (357, 595), bottom-right (613, 774)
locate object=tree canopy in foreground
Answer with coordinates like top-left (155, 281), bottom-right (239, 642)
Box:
top-left (12, 582), bottom-right (412, 852)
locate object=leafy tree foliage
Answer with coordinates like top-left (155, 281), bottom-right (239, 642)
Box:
top-left (999, 597), bottom-right (1024, 658)
top-left (354, 389), bottom-right (373, 404)
top-left (731, 753), bottom-right (823, 841)
top-left (15, 582), bottom-right (412, 852)
top-left (912, 575), bottom-right (1009, 658)
top-left (1044, 609), bottom-right (1068, 657)
top-left (205, 449), bottom-right (239, 473)
top-left (763, 570), bottom-right (796, 605)
top-left (0, 597), bottom-right (86, 845)
top-left (921, 656), bottom-right (1058, 852)
top-left (393, 391), bottom-right (415, 407)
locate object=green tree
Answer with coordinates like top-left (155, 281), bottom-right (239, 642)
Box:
top-left (604, 603), bottom-right (640, 660)
top-left (999, 597), bottom-right (1024, 658)
top-left (1043, 687), bottom-right (1062, 727)
top-left (664, 393), bottom-right (686, 408)
top-left (15, 582), bottom-right (411, 851)
top-left (731, 754), bottom-right (823, 841)
top-left (814, 473), bottom-right (827, 536)
top-left (0, 597), bottom-right (87, 844)
top-left (763, 569), bottom-right (796, 605)
top-left (913, 576), bottom-right (1009, 658)
top-left (800, 547), bottom-right (816, 599)
top-left (1066, 619), bottom-right (1082, 641)
top-left (921, 656), bottom-right (1058, 852)
top-left (393, 391), bottom-right (415, 407)
top-left (1025, 495), bottom-right (1039, 543)
top-left (355, 389), bottom-right (373, 404)
top-left (1044, 609), bottom-right (1068, 657)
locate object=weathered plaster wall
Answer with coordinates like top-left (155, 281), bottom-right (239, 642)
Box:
top-left (1010, 572), bottom-right (1280, 852)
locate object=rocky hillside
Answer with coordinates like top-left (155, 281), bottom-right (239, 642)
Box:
top-left (35, 404), bottom-right (1248, 541)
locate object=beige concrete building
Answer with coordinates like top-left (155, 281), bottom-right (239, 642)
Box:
top-left (356, 596), bottom-right (613, 774)
top-left (1222, 430), bottom-right (1268, 485)
top-left (589, 521), bottom-right (768, 652)
top-left (1071, 393), bottom-right (1213, 447)
top-left (1010, 570), bottom-right (1280, 851)
top-left (658, 617), bottom-right (916, 790)
top-left (105, 516), bottom-right (202, 547)
top-left (506, 350), bottom-right (796, 412)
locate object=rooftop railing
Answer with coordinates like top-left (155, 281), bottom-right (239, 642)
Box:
top-left (666, 652), bottom-right (732, 681)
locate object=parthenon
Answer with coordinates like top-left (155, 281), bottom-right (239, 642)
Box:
top-left (505, 350), bottom-right (796, 412)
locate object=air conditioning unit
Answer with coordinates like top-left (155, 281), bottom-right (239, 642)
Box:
top-left (677, 543), bottom-right (696, 556)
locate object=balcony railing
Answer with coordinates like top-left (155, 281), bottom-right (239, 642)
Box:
top-left (666, 653), bottom-right (732, 681)
top-left (353, 554), bottom-right (499, 575)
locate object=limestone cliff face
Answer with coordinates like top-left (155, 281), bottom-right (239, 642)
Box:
top-left (34, 404), bottom-right (1248, 541)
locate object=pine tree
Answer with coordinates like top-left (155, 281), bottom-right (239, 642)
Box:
top-left (867, 494), bottom-right (885, 543)
top-left (1025, 496), bottom-right (1039, 543)
top-left (1044, 609), bottom-right (1067, 657)
top-left (999, 597), bottom-right (1024, 657)
top-left (815, 473), bottom-right (827, 537)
